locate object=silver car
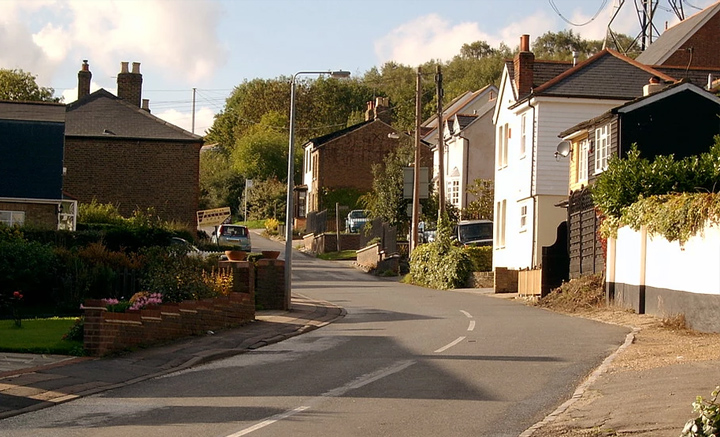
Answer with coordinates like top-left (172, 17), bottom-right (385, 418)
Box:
top-left (211, 224), bottom-right (252, 251)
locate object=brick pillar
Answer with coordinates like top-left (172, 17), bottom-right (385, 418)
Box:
top-left (82, 299), bottom-right (107, 356)
top-left (514, 34), bottom-right (534, 97)
top-left (117, 61), bottom-right (143, 107)
top-left (255, 259), bottom-right (286, 310)
top-left (78, 60), bottom-right (92, 100)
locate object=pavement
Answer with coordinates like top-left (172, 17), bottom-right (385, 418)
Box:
top-left (0, 294), bottom-right (345, 421)
top-left (0, 289), bottom-right (717, 436)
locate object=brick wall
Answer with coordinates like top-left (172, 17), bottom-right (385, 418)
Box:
top-left (255, 259), bottom-right (286, 310)
top-left (63, 137), bottom-right (201, 226)
top-left (494, 267), bottom-right (518, 293)
top-left (82, 292), bottom-right (255, 356)
top-left (663, 13), bottom-right (720, 69)
top-left (0, 201), bottom-right (57, 229)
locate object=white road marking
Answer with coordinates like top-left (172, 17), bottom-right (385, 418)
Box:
top-left (226, 360), bottom-right (415, 436)
top-left (460, 310), bottom-right (472, 318)
top-left (435, 336), bottom-right (466, 353)
top-left (227, 406), bottom-right (310, 436)
top-left (467, 320), bottom-right (476, 331)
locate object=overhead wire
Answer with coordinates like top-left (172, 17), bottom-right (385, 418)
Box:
top-left (548, 0), bottom-right (609, 26)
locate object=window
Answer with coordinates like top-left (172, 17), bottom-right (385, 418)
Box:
top-left (578, 138), bottom-right (589, 182)
top-left (520, 114), bottom-right (527, 158)
top-left (448, 179), bottom-right (460, 207)
top-left (0, 211), bottom-right (25, 227)
top-left (519, 204), bottom-right (528, 231)
top-left (594, 124), bottom-right (610, 173)
top-left (495, 200), bottom-right (506, 248)
top-left (496, 123), bottom-right (509, 169)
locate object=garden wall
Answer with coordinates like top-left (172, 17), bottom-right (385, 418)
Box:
top-left (606, 224), bottom-right (720, 333)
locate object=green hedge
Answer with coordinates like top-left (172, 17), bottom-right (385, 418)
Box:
top-left (409, 242), bottom-right (473, 290)
top-left (463, 246), bottom-right (492, 272)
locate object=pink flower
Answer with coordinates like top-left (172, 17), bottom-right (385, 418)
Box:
top-left (13, 291), bottom-right (23, 299)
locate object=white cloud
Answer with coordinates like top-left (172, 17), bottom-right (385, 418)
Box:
top-left (155, 106), bottom-right (215, 137)
top-left (375, 14), bottom-right (495, 66)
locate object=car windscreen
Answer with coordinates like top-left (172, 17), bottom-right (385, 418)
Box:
top-left (221, 226), bottom-right (247, 237)
top-left (349, 211), bottom-right (367, 219)
top-left (458, 223), bottom-right (492, 241)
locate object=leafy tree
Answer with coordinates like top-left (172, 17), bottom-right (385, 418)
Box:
top-left (360, 142), bottom-right (414, 235)
top-left (0, 69), bottom-right (60, 102)
top-left (199, 149), bottom-right (245, 212)
top-left (532, 30), bottom-right (597, 61)
top-left (245, 178), bottom-right (287, 221)
top-left (460, 41), bottom-right (496, 59)
top-left (463, 179), bottom-right (494, 220)
top-left (230, 111), bottom-right (290, 181)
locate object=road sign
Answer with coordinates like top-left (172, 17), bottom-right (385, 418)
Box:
top-left (196, 207), bottom-right (231, 227)
top-left (403, 167), bottom-right (429, 199)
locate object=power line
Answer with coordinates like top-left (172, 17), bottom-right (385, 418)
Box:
top-left (548, 0), bottom-right (609, 26)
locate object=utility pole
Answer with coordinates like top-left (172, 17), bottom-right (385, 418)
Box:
top-left (436, 65), bottom-right (445, 219)
top-left (410, 66), bottom-right (422, 253)
top-left (191, 87), bottom-right (197, 134)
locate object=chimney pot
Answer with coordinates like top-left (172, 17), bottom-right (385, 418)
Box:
top-left (121, 61), bottom-right (129, 73)
top-left (117, 61), bottom-right (143, 107)
top-left (142, 98), bottom-right (150, 112)
top-left (520, 34), bottom-right (530, 52)
top-left (131, 62), bottom-right (141, 74)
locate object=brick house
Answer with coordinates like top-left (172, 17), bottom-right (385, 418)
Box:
top-left (636, 2), bottom-right (720, 69)
top-left (300, 97), bottom-right (432, 217)
top-left (0, 100), bottom-right (76, 230)
top-left (63, 61), bottom-right (204, 227)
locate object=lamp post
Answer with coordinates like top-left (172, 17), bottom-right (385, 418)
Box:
top-left (285, 70), bottom-right (350, 307)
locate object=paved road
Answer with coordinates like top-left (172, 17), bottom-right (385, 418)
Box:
top-left (1, 235), bottom-right (629, 436)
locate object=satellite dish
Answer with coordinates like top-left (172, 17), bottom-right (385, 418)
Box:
top-left (555, 140), bottom-right (571, 159)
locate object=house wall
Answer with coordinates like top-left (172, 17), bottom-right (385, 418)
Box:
top-left (63, 137), bottom-right (201, 227)
top-left (493, 92), bottom-right (624, 271)
top-left (0, 201), bottom-right (58, 229)
top-left (607, 225), bottom-right (720, 333)
top-left (463, 113), bottom-right (496, 210)
top-left (661, 12), bottom-right (720, 69)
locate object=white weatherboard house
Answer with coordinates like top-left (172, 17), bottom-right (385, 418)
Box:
top-left (492, 35), bottom-right (675, 290)
top-left (423, 85), bottom-right (498, 214)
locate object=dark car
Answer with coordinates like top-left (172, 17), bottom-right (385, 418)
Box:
top-left (454, 220), bottom-right (493, 247)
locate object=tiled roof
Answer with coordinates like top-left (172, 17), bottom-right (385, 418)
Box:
top-left (455, 114), bottom-right (478, 131)
top-left (504, 59), bottom-right (574, 91)
top-left (530, 50), bottom-right (675, 100)
top-left (303, 119), bottom-right (374, 148)
top-left (653, 66), bottom-right (720, 88)
top-left (65, 89), bottom-right (202, 141)
top-left (636, 2), bottom-right (720, 66)
top-left (559, 81), bottom-right (720, 137)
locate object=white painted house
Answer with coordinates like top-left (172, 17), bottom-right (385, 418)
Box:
top-left (492, 35), bottom-right (675, 281)
top-left (423, 85), bottom-right (497, 215)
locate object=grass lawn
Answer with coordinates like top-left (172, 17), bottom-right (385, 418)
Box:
top-left (317, 250), bottom-right (357, 261)
top-left (0, 318), bottom-right (83, 355)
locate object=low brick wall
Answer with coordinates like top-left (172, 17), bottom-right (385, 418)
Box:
top-left (82, 292), bottom-right (255, 356)
top-left (302, 232), bottom-right (362, 254)
top-left (494, 267), bottom-right (518, 293)
top-left (255, 259), bottom-right (287, 310)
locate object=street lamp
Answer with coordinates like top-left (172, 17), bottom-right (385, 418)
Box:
top-left (285, 69), bottom-right (351, 307)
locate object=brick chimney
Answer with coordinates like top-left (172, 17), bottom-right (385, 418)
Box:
top-left (77, 60), bottom-right (92, 100)
top-left (117, 61), bottom-right (143, 107)
top-left (373, 97), bottom-right (392, 124)
top-left (365, 100), bottom-right (375, 121)
top-left (514, 34), bottom-right (534, 97)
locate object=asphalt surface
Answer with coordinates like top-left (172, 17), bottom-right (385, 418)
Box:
top-left (1, 282), bottom-right (717, 436)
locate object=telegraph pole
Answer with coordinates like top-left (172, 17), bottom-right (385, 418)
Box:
top-left (191, 87), bottom-right (197, 134)
top-left (410, 66), bottom-right (422, 253)
top-left (436, 65), bottom-right (445, 219)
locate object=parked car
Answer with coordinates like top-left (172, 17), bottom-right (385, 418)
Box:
top-left (346, 209), bottom-right (370, 233)
top-left (211, 224), bottom-right (252, 251)
top-left (170, 237), bottom-right (217, 259)
top-left (453, 220), bottom-right (493, 247)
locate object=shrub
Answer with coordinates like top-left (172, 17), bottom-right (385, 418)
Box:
top-left (409, 242), bottom-right (473, 289)
top-left (681, 386), bottom-right (720, 437)
top-left (0, 238), bottom-right (57, 306)
top-left (264, 217), bottom-right (280, 234)
top-left (138, 246), bottom-right (216, 302)
top-left (464, 246), bottom-right (492, 272)
top-left (78, 199), bottom-right (124, 225)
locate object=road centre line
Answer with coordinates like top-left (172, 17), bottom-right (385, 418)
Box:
top-left (435, 336), bottom-right (466, 353)
top-left (226, 360), bottom-right (416, 436)
top-left (460, 310), bottom-right (472, 318)
top-left (468, 320), bottom-right (476, 331)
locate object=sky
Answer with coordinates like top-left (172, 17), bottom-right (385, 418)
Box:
top-left (1, 0), bottom-right (716, 136)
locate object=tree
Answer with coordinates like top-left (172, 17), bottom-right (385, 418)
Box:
top-left (459, 41), bottom-right (495, 59)
top-left (463, 179), bottom-right (494, 220)
top-left (245, 178), bottom-right (287, 221)
top-left (360, 142), bottom-right (414, 235)
top-left (0, 69), bottom-right (59, 102)
top-left (198, 149), bottom-right (244, 212)
top-left (230, 111), bottom-right (291, 181)
top-left (532, 30), bottom-right (597, 61)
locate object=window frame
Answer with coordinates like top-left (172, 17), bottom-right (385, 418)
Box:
top-left (594, 124), bottom-right (610, 174)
